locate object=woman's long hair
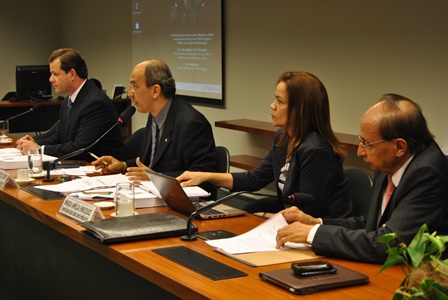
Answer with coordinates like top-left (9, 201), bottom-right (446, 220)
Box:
top-left (276, 71), bottom-right (345, 161)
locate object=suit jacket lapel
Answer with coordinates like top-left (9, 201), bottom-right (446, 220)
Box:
top-left (365, 173), bottom-right (387, 230)
top-left (141, 115), bottom-right (153, 164)
top-left (61, 81), bottom-right (90, 142)
top-left (150, 99), bottom-right (177, 167)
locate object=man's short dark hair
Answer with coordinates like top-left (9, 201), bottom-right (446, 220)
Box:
top-left (49, 48), bottom-right (88, 79)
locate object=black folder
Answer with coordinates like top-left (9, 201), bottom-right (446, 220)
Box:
top-left (80, 212), bottom-right (198, 244)
top-left (21, 185), bottom-right (62, 200)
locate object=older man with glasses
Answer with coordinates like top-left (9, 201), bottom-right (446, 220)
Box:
top-left (275, 93), bottom-right (448, 264)
top-left (91, 59), bottom-right (217, 194)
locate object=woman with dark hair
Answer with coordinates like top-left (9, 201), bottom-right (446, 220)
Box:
top-left (177, 71), bottom-right (351, 218)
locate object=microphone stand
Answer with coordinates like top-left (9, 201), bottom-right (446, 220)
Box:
top-left (6, 103), bottom-right (46, 121)
top-left (181, 191), bottom-right (275, 241)
top-left (42, 121), bottom-right (121, 182)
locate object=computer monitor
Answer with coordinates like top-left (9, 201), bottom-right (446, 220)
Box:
top-left (15, 65), bottom-right (52, 101)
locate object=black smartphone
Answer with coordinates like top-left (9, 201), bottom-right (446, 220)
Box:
top-left (291, 260), bottom-right (337, 276)
top-left (195, 230), bottom-right (236, 240)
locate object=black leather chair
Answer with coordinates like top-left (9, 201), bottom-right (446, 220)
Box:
top-left (206, 146), bottom-right (230, 199)
top-left (344, 168), bottom-right (373, 216)
top-left (215, 146), bottom-right (230, 173)
top-left (2, 91), bottom-right (16, 100)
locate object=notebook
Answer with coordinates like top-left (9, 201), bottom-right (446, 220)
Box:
top-left (259, 263), bottom-right (369, 295)
top-left (145, 170), bottom-right (246, 219)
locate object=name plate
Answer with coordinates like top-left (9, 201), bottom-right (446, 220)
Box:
top-left (59, 195), bottom-right (104, 223)
top-left (0, 169), bottom-right (19, 190)
top-left (0, 170), bottom-right (8, 190)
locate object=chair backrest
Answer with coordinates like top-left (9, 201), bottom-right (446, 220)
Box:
top-left (123, 127), bottom-right (146, 161)
top-left (215, 146), bottom-right (230, 173)
top-left (2, 91), bottom-right (16, 101)
top-left (344, 168), bottom-right (373, 217)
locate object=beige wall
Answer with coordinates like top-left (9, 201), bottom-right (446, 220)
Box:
top-left (1, 0), bottom-right (448, 173)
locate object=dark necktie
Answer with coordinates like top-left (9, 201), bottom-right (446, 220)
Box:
top-left (149, 118), bottom-right (159, 167)
top-left (67, 97), bottom-right (72, 112)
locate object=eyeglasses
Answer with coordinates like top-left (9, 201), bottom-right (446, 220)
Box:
top-left (358, 136), bottom-right (386, 148)
top-left (128, 83), bottom-right (139, 92)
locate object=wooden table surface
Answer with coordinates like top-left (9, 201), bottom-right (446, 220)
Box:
top-left (0, 170), bottom-right (403, 299)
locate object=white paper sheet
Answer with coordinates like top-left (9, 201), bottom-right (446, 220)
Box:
top-left (205, 213), bottom-right (309, 254)
top-left (35, 173), bottom-right (130, 193)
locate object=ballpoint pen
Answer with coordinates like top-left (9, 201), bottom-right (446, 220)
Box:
top-left (83, 190), bottom-right (113, 195)
top-left (88, 152), bottom-right (109, 166)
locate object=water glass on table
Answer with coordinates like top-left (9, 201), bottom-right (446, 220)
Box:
top-left (115, 182), bottom-right (135, 217)
top-left (0, 120), bottom-right (9, 141)
top-left (28, 145), bottom-right (43, 177)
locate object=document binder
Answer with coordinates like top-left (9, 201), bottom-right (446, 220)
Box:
top-left (80, 212), bottom-right (197, 244)
top-left (259, 263), bottom-right (369, 294)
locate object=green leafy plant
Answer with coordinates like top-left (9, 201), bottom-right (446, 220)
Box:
top-left (378, 224), bottom-right (448, 299)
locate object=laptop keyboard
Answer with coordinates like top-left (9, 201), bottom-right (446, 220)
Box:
top-left (193, 202), bottom-right (227, 215)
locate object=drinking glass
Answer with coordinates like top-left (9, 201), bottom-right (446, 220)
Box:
top-left (28, 146), bottom-right (43, 176)
top-left (0, 120), bottom-right (9, 139)
top-left (115, 182), bottom-right (135, 217)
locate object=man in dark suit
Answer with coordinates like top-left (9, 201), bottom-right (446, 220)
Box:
top-left (16, 48), bottom-right (124, 161)
top-left (92, 59), bottom-right (217, 188)
top-left (275, 93), bottom-right (448, 264)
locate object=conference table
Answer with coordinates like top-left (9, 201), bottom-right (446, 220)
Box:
top-left (0, 155), bottom-right (403, 299)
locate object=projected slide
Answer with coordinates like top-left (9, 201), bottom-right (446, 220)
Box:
top-left (131, 0), bottom-right (223, 105)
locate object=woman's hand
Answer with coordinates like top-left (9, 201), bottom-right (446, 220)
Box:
top-left (177, 171), bottom-right (209, 187)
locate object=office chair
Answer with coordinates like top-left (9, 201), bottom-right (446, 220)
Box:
top-left (206, 146), bottom-right (230, 200)
top-left (2, 91), bottom-right (16, 101)
top-left (215, 146), bottom-right (230, 173)
top-left (122, 127), bottom-right (146, 161)
top-left (344, 168), bottom-right (373, 217)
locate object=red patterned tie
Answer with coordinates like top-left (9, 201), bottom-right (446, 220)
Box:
top-left (382, 176), bottom-right (395, 214)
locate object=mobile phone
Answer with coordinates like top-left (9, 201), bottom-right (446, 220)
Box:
top-left (195, 230), bottom-right (236, 240)
top-left (291, 260), bottom-right (337, 276)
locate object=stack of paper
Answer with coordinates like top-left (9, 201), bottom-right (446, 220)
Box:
top-left (34, 173), bottom-right (209, 208)
top-left (0, 148), bottom-right (57, 170)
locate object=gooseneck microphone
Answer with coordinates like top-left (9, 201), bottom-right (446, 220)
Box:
top-left (181, 191), bottom-right (276, 241)
top-left (285, 192), bottom-right (315, 207)
top-left (181, 191), bottom-right (315, 241)
top-left (42, 106), bottom-right (136, 182)
top-left (6, 103), bottom-right (46, 121)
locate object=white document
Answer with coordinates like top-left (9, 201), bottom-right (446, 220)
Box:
top-left (205, 213), bottom-right (309, 254)
top-left (35, 173), bottom-right (130, 193)
top-left (69, 186), bottom-right (166, 208)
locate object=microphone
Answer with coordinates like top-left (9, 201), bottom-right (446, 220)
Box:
top-left (118, 105), bottom-right (136, 124)
top-left (6, 103), bottom-right (46, 121)
top-left (285, 192), bottom-right (314, 207)
top-left (43, 106), bottom-right (136, 182)
top-left (181, 191), bottom-right (276, 241)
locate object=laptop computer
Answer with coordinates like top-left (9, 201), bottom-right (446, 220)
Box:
top-left (259, 263), bottom-right (369, 295)
top-left (145, 170), bottom-right (246, 219)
